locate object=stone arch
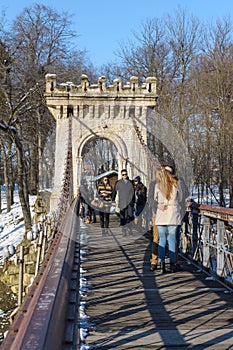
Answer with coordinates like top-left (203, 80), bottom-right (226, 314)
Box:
top-left (45, 74), bottom-right (158, 210)
top-left (76, 130), bottom-right (128, 161)
top-left (74, 129), bottom-right (130, 191)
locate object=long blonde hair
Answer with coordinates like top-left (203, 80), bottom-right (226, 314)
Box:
top-left (156, 167), bottom-right (178, 200)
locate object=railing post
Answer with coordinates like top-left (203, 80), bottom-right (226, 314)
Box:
top-left (18, 246), bottom-right (24, 306)
top-left (216, 220), bottom-right (225, 277)
top-left (202, 217), bottom-right (210, 268)
top-left (35, 230), bottom-right (43, 276)
top-left (41, 222), bottom-right (47, 262)
top-left (41, 217), bottom-right (47, 262)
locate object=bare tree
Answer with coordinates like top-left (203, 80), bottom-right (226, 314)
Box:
top-left (190, 17), bottom-right (233, 205)
top-left (0, 4), bottom-right (96, 230)
top-left (105, 9), bottom-right (233, 206)
top-left (109, 9), bottom-right (202, 175)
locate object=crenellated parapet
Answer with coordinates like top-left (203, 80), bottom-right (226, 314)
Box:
top-left (45, 74), bottom-right (157, 97)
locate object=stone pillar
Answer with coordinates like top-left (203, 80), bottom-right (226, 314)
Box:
top-left (45, 74), bottom-right (57, 93)
top-left (81, 74), bottom-right (89, 91)
top-left (105, 105), bottom-right (109, 119)
top-left (89, 105), bottom-right (94, 119)
top-left (50, 118), bottom-right (69, 212)
top-left (135, 106), bottom-right (141, 119)
top-left (120, 105), bottom-right (125, 119)
top-left (73, 106), bottom-right (79, 118)
top-left (80, 105), bottom-right (84, 119)
top-left (146, 77), bottom-right (157, 93)
top-left (110, 105), bottom-right (115, 119)
top-left (130, 76), bottom-right (139, 92)
top-left (98, 76), bottom-right (106, 92)
top-left (113, 78), bottom-right (122, 92)
top-left (118, 156), bottom-right (126, 175)
top-left (74, 156), bottom-right (83, 196)
top-left (125, 105), bottom-right (130, 119)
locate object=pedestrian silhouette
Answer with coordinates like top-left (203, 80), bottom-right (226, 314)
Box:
top-left (112, 169), bottom-right (134, 235)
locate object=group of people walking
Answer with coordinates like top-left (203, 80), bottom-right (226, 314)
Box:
top-left (76, 164), bottom-right (198, 274)
top-left (111, 169), bottom-right (147, 235)
top-left (97, 169), bottom-right (147, 236)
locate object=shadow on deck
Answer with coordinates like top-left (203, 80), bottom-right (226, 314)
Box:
top-left (74, 216), bottom-right (233, 350)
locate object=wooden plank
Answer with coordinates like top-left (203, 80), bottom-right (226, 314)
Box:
top-left (80, 219), bottom-right (233, 349)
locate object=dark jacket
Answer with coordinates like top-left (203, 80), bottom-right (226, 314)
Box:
top-left (112, 178), bottom-right (134, 210)
top-left (135, 182), bottom-right (147, 205)
top-left (190, 201), bottom-right (200, 215)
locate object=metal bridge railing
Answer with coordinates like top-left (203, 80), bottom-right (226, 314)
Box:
top-left (181, 204), bottom-right (233, 288)
top-left (1, 117), bottom-right (75, 350)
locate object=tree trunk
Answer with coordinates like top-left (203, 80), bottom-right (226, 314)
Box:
top-left (10, 185), bottom-right (14, 205)
top-left (0, 141), bottom-right (11, 212)
top-left (14, 135), bottom-right (32, 231)
top-left (0, 185), bottom-right (2, 214)
top-left (8, 145), bottom-right (15, 205)
top-left (229, 184), bottom-right (233, 208)
top-left (218, 180), bottom-right (225, 207)
top-left (38, 112), bottom-right (43, 190)
top-left (29, 143), bottom-right (38, 195)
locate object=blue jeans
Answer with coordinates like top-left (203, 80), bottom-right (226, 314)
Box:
top-left (157, 225), bottom-right (178, 263)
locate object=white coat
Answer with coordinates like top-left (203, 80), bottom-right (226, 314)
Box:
top-left (154, 183), bottom-right (183, 225)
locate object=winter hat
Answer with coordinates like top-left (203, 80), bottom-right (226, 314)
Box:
top-left (134, 176), bottom-right (141, 182)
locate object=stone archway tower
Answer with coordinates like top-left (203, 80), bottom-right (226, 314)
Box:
top-left (45, 74), bottom-right (157, 211)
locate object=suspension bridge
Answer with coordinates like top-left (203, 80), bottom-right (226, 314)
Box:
top-left (1, 75), bottom-right (233, 350)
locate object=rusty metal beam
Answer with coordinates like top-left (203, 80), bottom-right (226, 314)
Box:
top-left (199, 204), bottom-right (233, 223)
top-left (1, 201), bottom-right (78, 350)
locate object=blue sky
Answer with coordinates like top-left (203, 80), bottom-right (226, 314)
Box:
top-left (1, 0), bottom-right (233, 66)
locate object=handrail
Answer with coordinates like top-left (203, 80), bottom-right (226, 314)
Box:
top-left (199, 204), bottom-right (233, 223)
top-left (1, 116), bottom-right (74, 349)
top-left (181, 204), bottom-right (233, 288)
top-left (0, 200), bottom-right (78, 350)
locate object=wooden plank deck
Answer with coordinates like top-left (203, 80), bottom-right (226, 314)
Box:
top-left (79, 215), bottom-right (233, 349)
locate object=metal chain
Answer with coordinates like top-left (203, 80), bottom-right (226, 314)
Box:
top-left (131, 114), bottom-right (161, 171)
top-left (57, 116), bottom-right (73, 222)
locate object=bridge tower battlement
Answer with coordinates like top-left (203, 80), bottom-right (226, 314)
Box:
top-left (45, 74), bottom-right (158, 211)
top-left (45, 74), bottom-right (156, 100)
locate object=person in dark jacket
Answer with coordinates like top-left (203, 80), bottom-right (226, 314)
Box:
top-left (186, 197), bottom-right (200, 255)
top-left (112, 169), bottom-right (134, 235)
top-left (75, 187), bottom-right (84, 217)
top-left (133, 176), bottom-right (147, 227)
top-left (80, 182), bottom-right (96, 223)
top-left (97, 177), bottom-right (113, 235)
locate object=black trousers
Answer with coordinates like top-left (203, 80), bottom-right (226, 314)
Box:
top-left (120, 205), bottom-right (133, 226)
top-left (99, 211), bottom-right (110, 228)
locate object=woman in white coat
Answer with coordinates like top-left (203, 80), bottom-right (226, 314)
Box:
top-left (154, 166), bottom-right (183, 273)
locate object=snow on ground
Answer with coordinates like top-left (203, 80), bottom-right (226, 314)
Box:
top-left (0, 189), bottom-right (92, 348)
top-left (0, 191), bottom-right (37, 265)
